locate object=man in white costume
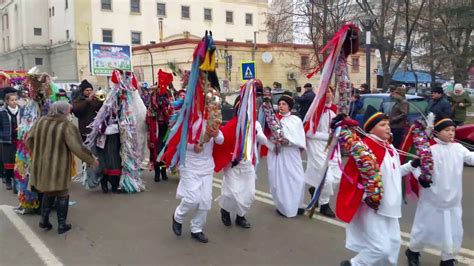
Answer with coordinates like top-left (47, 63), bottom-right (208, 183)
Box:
top-left (267, 93), bottom-right (306, 218)
top-left (305, 88), bottom-right (341, 218)
top-left (172, 117), bottom-right (224, 243)
top-left (339, 108), bottom-right (418, 266)
top-left (216, 80), bottom-right (268, 228)
top-left (406, 116), bottom-right (474, 266)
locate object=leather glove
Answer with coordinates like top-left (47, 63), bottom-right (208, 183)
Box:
top-left (331, 113), bottom-right (348, 129)
top-left (410, 158), bottom-right (421, 168)
top-left (418, 177), bottom-right (432, 188)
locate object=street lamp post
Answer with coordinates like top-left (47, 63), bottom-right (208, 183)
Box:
top-left (360, 16), bottom-right (376, 91)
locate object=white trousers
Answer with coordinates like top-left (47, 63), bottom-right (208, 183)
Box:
top-left (346, 205), bottom-right (401, 266)
top-left (174, 200), bottom-right (208, 234)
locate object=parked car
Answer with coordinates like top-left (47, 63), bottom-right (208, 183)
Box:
top-left (354, 93), bottom-right (428, 126)
top-left (456, 124), bottom-right (474, 151)
top-left (407, 87), bottom-right (432, 100)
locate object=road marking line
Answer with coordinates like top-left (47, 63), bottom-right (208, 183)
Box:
top-left (0, 205), bottom-right (63, 266)
top-left (211, 182), bottom-right (474, 264)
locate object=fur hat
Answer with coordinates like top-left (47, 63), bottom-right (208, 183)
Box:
top-left (2, 87), bottom-right (18, 100)
top-left (278, 93), bottom-right (295, 110)
top-left (431, 86), bottom-right (444, 94)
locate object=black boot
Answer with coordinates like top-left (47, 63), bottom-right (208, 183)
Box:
top-left (110, 175), bottom-right (120, 193)
top-left (320, 203), bottom-right (336, 218)
top-left (154, 165), bottom-right (161, 182)
top-left (440, 259), bottom-right (457, 266)
top-left (39, 195), bottom-right (55, 230)
top-left (340, 260), bottom-right (351, 266)
top-left (405, 248), bottom-right (420, 266)
top-left (57, 196), bottom-right (72, 234)
top-left (191, 232), bottom-right (209, 243)
top-left (235, 215), bottom-right (251, 228)
top-left (100, 175), bottom-right (109, 193)
top-left (220, 208), bottom-right (231, 226)
top-left (172, 214), bottom-right (182, 236)
top-left (5, 171), bottom-right (12, 190)
top-left (160, 164), bottom-right (168, 181)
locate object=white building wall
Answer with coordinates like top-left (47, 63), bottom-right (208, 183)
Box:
top-left (89, 0), bottom-right (268, 46)
top-left (48, 0), bottom-right (75, 44)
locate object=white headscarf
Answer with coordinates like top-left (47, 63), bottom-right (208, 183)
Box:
top-left (454, 83), bottom-right (465, 95)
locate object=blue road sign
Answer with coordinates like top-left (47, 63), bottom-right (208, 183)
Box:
top-left (241, 61), bottom-right (256, 80)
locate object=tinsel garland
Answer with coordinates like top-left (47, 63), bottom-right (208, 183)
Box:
top-left (335, 56), bottom-right (350, 113)
top-left (411, 121), bottom-right (433, 185)
top-left (339, 128), bottom-right (384, 209)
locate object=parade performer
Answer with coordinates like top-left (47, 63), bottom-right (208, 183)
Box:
top-left (214, 79), bottom-right (268, 229)
top-left (147, 69), bottom-right (173, 182)
top-left (338, 107), bottom-right (419, 266)
top-left (72, 79), bottom-right (103, 142)
top-left (165, 31), bottom-right (223, 243)
top-left (0, 88), bottom-right (20, 191)
top-left (304, 87), bottom-right (340, 218)
top-left (84, 70), bottom-right (146, 194)
top-left (14, 68), bottom-right (57, 214)
top-left (27, 101), bottom-right (98, 234)
top-left (405, 116), bottom-right (474, 266)
top-left (266, 93), bottom-right (306, 218)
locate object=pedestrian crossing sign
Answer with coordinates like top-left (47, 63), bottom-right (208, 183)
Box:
top-left (241, 61), bottom-right (256, 81)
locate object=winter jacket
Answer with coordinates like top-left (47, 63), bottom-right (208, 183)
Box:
top-left (349, 99), bottom-right (363, 118)
top-left (449, 92), bottom-right (472, 122)
top-left (428, 96), bottom-right (452, 118)
top-left (389, 98), bottom-right (409, 129)
top-left (294, 90), bottom-right (315, 119)
top-left (0, 107), bottom-right (22, 144)
top-left (72, 96), bottom-right (103, 137)
top-left (26, 115), bottom-right (95, 192)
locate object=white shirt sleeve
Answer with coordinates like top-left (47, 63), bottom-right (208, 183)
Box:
top-left (463, 147), bottom-right (474, 166)
top-left (256, 122), bottom-right (268, 145)
top-left (400, 161), bottom-right (415, 176)
top-left (214, 130), bottom-right (224, 145)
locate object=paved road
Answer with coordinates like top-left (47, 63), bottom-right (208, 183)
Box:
top-left (1, 159), bottom-right (473, 266)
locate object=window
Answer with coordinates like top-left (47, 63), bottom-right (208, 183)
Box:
top-left (130, 0), bottom-right (140, 13)
top-left (245, 40), bottom-right (253, 44)
top-left (34, 28), bottom-right (42, 36)
top-left (245, 13), bottom-right (253, 25)
top-left (226, 11), bottom-right (233, 23)
top-left (157, 3), bottom-right (166, 16)
top-left (131, 31), bottom-right (141, 45)
top-left (35, 57), bottom-right (43, 66)
top-left (66, 30), bottom-right (69, 39)
top-left (204, 8), bottom-right (212, 21)
top-left (101, 0), bottom-right (112, 10)
top-left (351, 56), bottom-right (360, 73)
top-left (65, 0), bottom-right (68, 9)
top-left (300, 55), bottom-right (309, 69)
top-left (181, 5), bottom-right (190, 19)
top-left (52, 6), bottom-right (55, 16)
top-left (102, 29), bottom-right (113, 43)
top-left (225, 38), bottom-right (234, 42)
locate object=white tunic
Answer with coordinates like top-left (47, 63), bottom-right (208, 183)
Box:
top-left (410, 139), bottom-right (474, 256)
top-left (346, 136), bottom-right (414, 265)
top-left (304, 107), bottom-right (342, 204)
top-left (176, 121), bottom-right (224, 211)
top-left (217, 122), bottom-right (267, 216)
top-left (267, 113), bottom-right (306, 217)
top-left (130, 89), bottom-right (147, 164)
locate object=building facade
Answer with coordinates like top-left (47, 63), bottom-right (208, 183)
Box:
top-left (132, 37), bottom-right (378, 94)
top-left (0, 0), bottom-right (268, 86)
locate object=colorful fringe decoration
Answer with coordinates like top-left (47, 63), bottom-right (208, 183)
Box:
top-left (261, 96), bottom-right (282, 143)
top-left (339, 128), bottom-right (384, 210)
top-left (305, 23), bottom-right (359, 133)
top-left (231, 80), bottom-right (257, 165)
top-left (158, 32), bottom-right (216, 168)
top-left (85, 70), bottom-right (145, 193)
top-left (411, 121), bottom-right (433, 185)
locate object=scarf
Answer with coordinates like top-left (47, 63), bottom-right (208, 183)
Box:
top-left (6, 106), bottom-right (19, 141)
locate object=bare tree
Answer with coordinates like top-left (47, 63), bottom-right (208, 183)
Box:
top-left (266, 0), bottom-right (294, 43)
top-left (356, 0), bottom-right (427, 90)
top-left (415, 0), bottom-right (473, 84)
